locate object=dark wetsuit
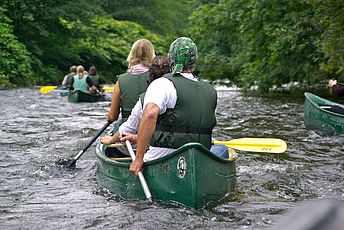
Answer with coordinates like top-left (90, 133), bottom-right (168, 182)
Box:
top-left (332, 84), bottom-right (344, 97)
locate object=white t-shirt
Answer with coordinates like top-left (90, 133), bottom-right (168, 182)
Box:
top-left (118, 100), bottom-right (142, 135)
top-left (118, 73), bottom-right (199, 162)
top-left (142, 73), bottom-right (198, 161)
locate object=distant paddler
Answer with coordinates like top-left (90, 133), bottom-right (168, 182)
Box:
top-left (70, 65), bottom-right (99, 94)
top-left (328, 79), bottom-right (344, 97)
top-left (61, 65), bottom-right (77, 90)
top-left (88, 66), bottom-right (106, 92)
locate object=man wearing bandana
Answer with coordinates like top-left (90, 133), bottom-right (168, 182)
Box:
top-left (129, 37), bottom-right (219, 176)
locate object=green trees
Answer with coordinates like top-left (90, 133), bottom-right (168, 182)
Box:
top-left (0, 0), bottom-right (177, 87)
top-left (1, 0), bottom-right (343, 92)
top-left (0, 7), bottom-right (32, 88)
top-left (190, 0), bottom-right (344, 92)
top-left (312, 0), bottom-right (344, 80)
top-left (99, 0), bottom-right (192, 36)
top-left (68, 17), bottom-right (167, 82)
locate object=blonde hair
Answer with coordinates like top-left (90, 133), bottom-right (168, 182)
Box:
top-left (127, 39), bottom-right (155, 69)
top-left (77, 65), bottom-right (85, 77)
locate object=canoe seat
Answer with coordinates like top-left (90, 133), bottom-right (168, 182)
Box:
top-left (320, 104), bottom-right (344, 115)
top-left (109, 157), bottom-right (131, 162)
top-left (107, 143), bottom-right (124, 148)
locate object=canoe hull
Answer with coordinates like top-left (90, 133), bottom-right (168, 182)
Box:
top-left (95, 143), bottom-right (237, 209)
top-left (68, 90), bottom-right (106, 103)
top-left (304, 92), bottom-right (344, 135)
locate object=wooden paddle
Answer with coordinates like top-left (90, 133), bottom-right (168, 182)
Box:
top-left (214, 138), bottom-right (287, 154)
top-left (56, 121), bottom-right (113, 168)
top-left (125, 140), bottom-right (153, 203)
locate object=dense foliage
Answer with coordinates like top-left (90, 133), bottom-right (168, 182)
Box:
top-left (0, 0), bottom-right (190, 87)
top-left (0, 0), bottom-right (343, 93)
top-left (190, 0), bottom-right (344, 92)
top-left (0, 7), bottom-right (32, 88)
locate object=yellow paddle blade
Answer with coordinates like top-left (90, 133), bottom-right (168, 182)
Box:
top-left (103, 85), bottom-right (114, 92)
top-left (40, 86), bottom-right (58, 94)
top-left (214, 138), bottom-right (287, 154)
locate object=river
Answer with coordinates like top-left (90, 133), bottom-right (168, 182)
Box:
top-left (0, 88), bottom-right (343, 229)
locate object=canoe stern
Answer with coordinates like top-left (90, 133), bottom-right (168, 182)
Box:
top-left (304, 92), bottom-right (344, 135)
top-left (95, 143), bottom-right (236, 208)
top-left (68, 90), bottom-right (106, 103)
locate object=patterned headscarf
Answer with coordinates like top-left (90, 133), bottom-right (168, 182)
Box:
top-left (169, 37), bottom-right (198, 75)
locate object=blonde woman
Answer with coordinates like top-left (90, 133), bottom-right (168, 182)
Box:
top-left (71, 65), bottom-right (98, 93)
top-left (107, 39), bottom-right (155, 124)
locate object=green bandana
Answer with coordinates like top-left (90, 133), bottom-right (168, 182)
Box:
top-left (169, 37), bottom-right (198, 75)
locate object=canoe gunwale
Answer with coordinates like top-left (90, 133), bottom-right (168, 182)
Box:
top-left (95, 142), bottom-right (237, 168)
top-left (68, 90), bottom-right (106, 103)
top-left (304, 92), bottom-right (344, 118)
top-left (95, 142), bottom-right (237, 208)
top-left (304, 92), bottom-right (344, 135)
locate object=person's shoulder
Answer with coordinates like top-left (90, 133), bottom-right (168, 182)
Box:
top-left (163, 72), bottom-right (173, 78)
top-left (147, 78), bottom-right (172, 91)
top-left (117, 72), bottom-right (128, 77)
top-left (117, 72), bottom-right (132, 80)
top-left (154, 76), bottom-right (173, 84)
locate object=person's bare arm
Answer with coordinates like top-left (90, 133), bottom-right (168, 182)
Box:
top-left (120, 133), bottom-right (138, 145)
top-left (129, 103), bottom-right (160, 176)
top-left (107, 82), bottom-right (121, 122)
top-left (328, 79), bottom-right (337, 88)
top-left (62, 75), bottom-right (67, 85)
top-left (101, 131), bottom-right (120, 145)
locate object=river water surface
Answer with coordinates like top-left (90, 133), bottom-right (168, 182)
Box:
top-left (1, 88), bottom-right (343, 229)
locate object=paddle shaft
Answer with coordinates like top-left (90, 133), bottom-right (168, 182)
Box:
top-left (50, 89), bottom-right (69, 94)
top-left (71, 121), bottom-right (112, 164)
top-left (125, 140), bottom-right (152, 203)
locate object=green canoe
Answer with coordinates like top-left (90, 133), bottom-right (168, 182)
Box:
top-left (95, 142), bottom-right (237, 209)
top-left (68, 90), bottom-right (107, 103)
top-left (304, 92), bottom-right (344, 135)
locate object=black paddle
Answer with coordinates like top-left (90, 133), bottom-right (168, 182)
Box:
top-left (56, 121), bottom-right (112, 168)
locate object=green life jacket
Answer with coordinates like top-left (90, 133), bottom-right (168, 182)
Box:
top-left (139, 92), bottom-right (145, 109)
top-left (65, 73), bottom-right (74, 87)
top-left (88, 75), bottom-right (100, 87)
top-left (118, 71), bottom-right (149, 122)
top-left (150, 73), bottom-right (217, 149)
top-left (73, 75), bottom-right (88, 93)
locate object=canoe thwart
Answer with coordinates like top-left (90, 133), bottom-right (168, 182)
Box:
top-left (107, 143), bottom-right (124, 148)
top-left (109, 157), bottom-right (132, 161)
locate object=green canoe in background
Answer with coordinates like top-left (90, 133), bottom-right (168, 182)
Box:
top-left (304, 92), bottom-right (344, 135)
top-left (95, 142), bottom-right (237, 209)
top-left (68, 90), bottom-right (108, 103)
